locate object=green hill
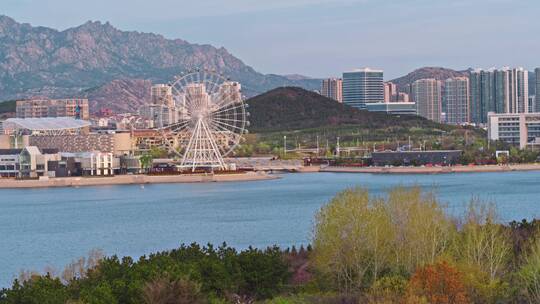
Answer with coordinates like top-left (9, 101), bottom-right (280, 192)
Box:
top-left (246, 87), bottom-right (445, 133)
top-left (242, 87), bottom-right (486, 156)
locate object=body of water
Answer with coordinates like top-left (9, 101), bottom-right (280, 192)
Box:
top-left (1, 171), bottom-right (540, 286)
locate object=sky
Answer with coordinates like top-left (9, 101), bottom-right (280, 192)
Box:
top-left (2, 0), bottom-right (540, 79)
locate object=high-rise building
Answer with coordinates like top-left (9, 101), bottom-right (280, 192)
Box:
top-left (444, 77), bottom-right (470, 124)
top-left (396, 92), bottom-right (410, 103)
top-left (469, 67), bottom-right (529, 124)
top-left (218, 81), bottom-right (242, 103)
top-left (151, 84), bottom-right (174, 107)
top-left (411, 79), bottom-right (442, 122)
top-left (342, 68), bottom-right (384, 109)
top-left (321, 78), bottom-right (343, 102)
top-left (383, 82), bottom-right (397, 103)
top-left (16, 99), bottom-right (90, 120)
top-left (535, 68), bottom-right (540, 112)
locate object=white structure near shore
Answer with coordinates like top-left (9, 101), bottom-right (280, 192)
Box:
top-left (488, 112), bottom-right (540, 148)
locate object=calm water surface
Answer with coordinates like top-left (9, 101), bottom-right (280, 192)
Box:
top-left (1, 171), bottom-right (539, 286)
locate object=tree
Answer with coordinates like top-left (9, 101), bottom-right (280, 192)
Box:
top-left (312, 187), bottom-right (455, 293)
top-left (139, 154), bottom-right (153, 173)
top-left (0, 275), bottom-right (69, 304)
top-left (142, 275), bottom-right (205, 304)
top-left (386, 187), bottom-right (455, 273)
top-left (236, 246), bottom-right (290, 299)
top-left (312, 188), bottom-right (394, 292)
top-left (456, 202), bottom-right (511, 281)
top-left (406, 261), bottom-right (470, 304)
top-left (519, 233), bottom-right (540, 303)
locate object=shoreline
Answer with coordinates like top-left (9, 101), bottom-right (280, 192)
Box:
top-left (0, 172), bottom-right (279, 189)
top-left (320, 163), bottom-right (540, 174)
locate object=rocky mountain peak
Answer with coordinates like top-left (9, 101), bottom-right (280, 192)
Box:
top-left (0, 15), bottom-right (320, 107)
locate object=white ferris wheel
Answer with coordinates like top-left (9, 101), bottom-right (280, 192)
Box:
top-left (159, 70), bottom-right (249, 172)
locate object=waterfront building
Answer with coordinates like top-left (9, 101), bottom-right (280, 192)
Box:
top-left (536, 68), bottom-right (540, 112)
top-left (321, 78), bottom-right (343, 102)
top-left (60, 152), bottom-right (119, 176)
top-left (383, 82), bottom-right (397, 103)
top-left (488, 112), bottom-right (540, 149)
top-left (0, 149), bottom-right (20, 177)
top-left (342, 68), bottom-right (384, 109)
top-left (470, 67), bottom-right (529, 124)
top-left (411, 79), bottom-right (442, 122)
top-left (366, 102), bottom-right (417, 115)
top-left (1, 117), bottom-right (131, 155)
top-left (444, 77), bottom-right (470, 124)
top-left (2, 117), bottom-right (91, 136)
top-left (16, 99), bottom-right (90, 120)
top-left (19, 146), bottom-right (60, 178)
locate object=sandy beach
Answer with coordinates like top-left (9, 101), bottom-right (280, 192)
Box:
top-left (0, 172), bottom-right (279, 189)
top-left (320, 163), bottom-right (540, 174)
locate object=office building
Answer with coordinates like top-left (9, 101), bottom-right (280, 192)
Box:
top-left (488, 112), bottom-right (540, 149)
top-left (383, 82), bottom-right (397, 103)
top-left (321, 78), bottom-right (343, 102)
top-left (470, 67), bottom-right (529, 124)
top-left (16, 99), bottom-right (90, 120)
top-left (444, 77), bottom-right (470, 124)
top-left (342, 68), bottom-right (384, 109)
top-left (411, 79), bottom-right (442, 122)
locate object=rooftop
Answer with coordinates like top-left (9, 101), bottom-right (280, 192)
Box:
top-left (4, 117), bottom-right (91, 131)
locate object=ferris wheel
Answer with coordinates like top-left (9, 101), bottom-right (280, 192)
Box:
top-left (160, 70), bottom-right (249, 172)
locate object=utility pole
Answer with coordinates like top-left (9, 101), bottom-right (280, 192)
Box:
top-left (316, 135), bottom-right (320, 156)
top-left (409, 136), bottom-right (411, 151)
top-left (283, 135), bottom-right (287, 156)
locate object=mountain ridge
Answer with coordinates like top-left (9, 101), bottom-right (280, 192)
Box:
top-left (0, 15), bottom-right (320, 103)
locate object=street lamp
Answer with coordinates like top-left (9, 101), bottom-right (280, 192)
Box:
top-left (283, 135), bottom-right (287, 156)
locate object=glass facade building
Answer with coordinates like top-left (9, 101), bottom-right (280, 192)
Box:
top-left (342, 68), bottom-right (384, 109)
top-left (470, 67), bottom-right (529, 124)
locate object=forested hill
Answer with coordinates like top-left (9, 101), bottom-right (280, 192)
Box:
top-left (246, 87), bottom-right (445, 133)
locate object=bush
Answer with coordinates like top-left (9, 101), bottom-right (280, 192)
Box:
top-left (405, 261), bottom-right (470, 304)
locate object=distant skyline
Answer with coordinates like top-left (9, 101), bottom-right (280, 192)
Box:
top-left (3, 0), bottom-right (540, 79)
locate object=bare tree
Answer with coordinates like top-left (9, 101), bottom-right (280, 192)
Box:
top-left (142, 275), bottom-right (205, 304)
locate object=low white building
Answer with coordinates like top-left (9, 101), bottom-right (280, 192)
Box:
top-left (61, 151), bottom-right (120, 176)
top-left (488, 112), bottom-right (540, 149)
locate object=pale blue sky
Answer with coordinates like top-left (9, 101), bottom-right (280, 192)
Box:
top-left (2, 0), bottom-right (539, 79)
